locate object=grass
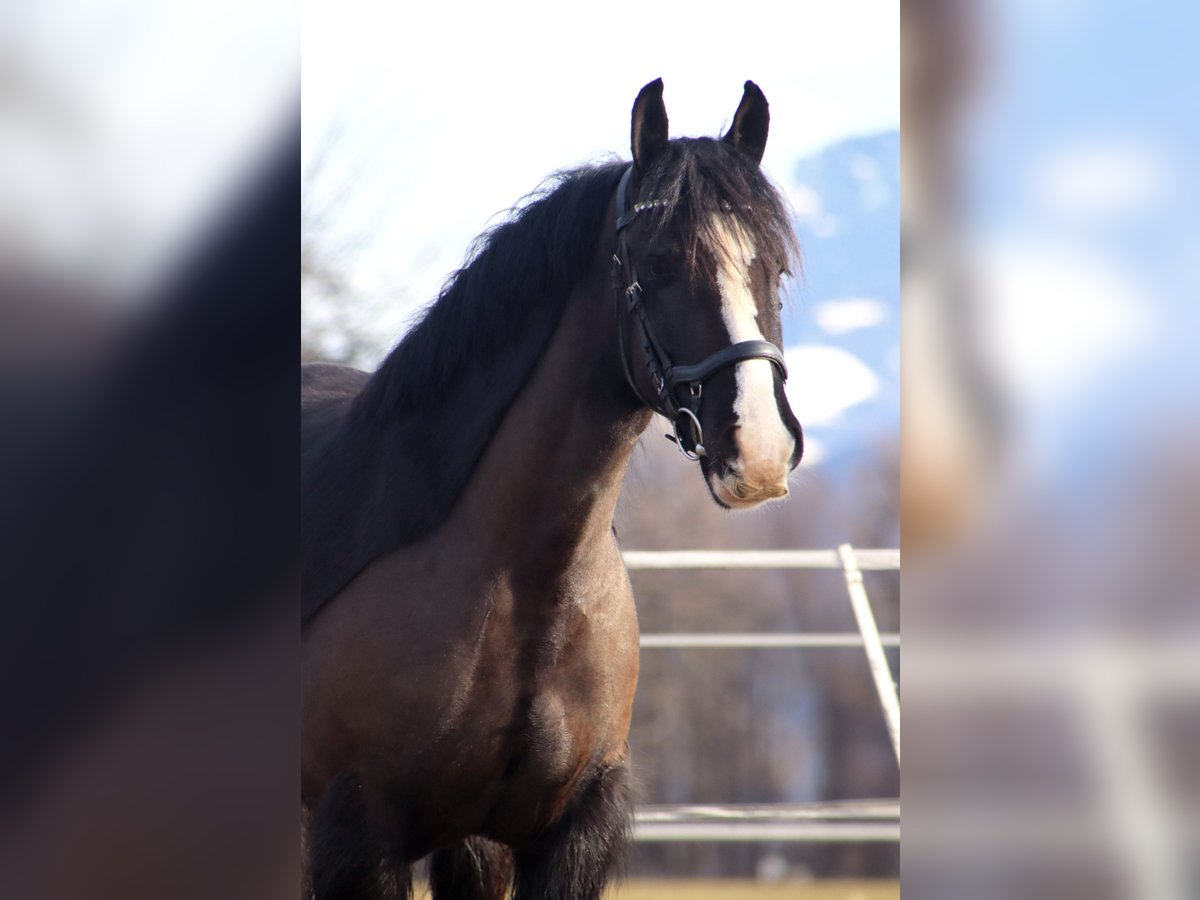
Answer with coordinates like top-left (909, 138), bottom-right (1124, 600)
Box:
top-left (606, 881), bottom-right (899, 899)
top-left (414, 879), bottom-right (899, 899)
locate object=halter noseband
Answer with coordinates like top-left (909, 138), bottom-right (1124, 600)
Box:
top-left (611, 165), bottom-right (789, 460)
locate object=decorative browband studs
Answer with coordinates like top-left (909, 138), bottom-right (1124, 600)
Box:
top-left (632, 199), bottom-right (669, 214)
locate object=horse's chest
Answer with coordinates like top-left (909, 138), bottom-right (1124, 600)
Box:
top-left (510, 584), bottom-right (638, 754)
top-left (468, 579), bottom-right (638, 838)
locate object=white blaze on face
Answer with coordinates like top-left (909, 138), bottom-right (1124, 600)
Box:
top-left (707, 216), bottom-right (795, 491)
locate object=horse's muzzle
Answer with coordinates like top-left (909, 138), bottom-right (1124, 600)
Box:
top-left (709, 468), bottom-right (790, 509)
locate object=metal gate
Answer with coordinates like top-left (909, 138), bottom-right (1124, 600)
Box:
top-left (625, 545), bottom-right (900, 843)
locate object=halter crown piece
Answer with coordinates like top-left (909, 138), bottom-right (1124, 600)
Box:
top-left (611, 165), bottom-right (789, 460)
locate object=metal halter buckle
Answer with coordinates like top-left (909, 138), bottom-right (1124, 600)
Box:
top-left (672, 407), bottom-right (706, 460)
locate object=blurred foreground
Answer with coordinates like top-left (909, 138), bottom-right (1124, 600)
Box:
top-left (903, 1), bottom-right (1200, 897)
top-left (0, 4), bottom-right (298, 899)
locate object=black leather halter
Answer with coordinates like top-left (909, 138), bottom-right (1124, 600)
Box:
top-left (611, 165), bottom-right (789, 460)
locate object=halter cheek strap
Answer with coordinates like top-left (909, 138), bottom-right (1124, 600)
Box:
top-left (611, 165), bottom-right (788, 460)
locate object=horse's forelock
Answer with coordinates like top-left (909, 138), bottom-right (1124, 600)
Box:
top-left (636, 138), bottom-right (799, 280)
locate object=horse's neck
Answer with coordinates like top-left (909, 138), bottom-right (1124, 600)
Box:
top-left (453, 265), bottom-right (651, 579)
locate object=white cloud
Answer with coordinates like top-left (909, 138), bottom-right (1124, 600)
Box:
top-left (787, 181), bottom-right (842, 237)
top-left (784, 345), bottom-right (881, 427)
top-left (787, 183), bottom-right (824, 219)
top-left (814, 298), bottom-right (888, 335)
top-left (975, 240), bottom-right (1153, 403)
top-left (811, 215), bottom-right (841, 239)
top-left (1032, 140), bottom-right (1168, 219)
top-left (850, 154), bottom-right (880, 182)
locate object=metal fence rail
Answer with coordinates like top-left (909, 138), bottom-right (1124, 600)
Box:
top-left (838, 544), bottom-right (901, 765)
top-left (623, 545), bottom-right (901, 843)
top-left (639, 633), bottom-right (900, 649)
top-left (623, 548), bottom-right (901, 571)
top-left (633, 800), bottom-right (901, 843)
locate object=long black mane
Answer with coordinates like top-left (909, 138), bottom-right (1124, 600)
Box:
top-left (302, 162), bottom-right (626, 623)
top-left (301, 139), bottom-right (798, 626)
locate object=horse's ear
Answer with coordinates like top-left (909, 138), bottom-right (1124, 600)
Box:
top-left (723, 80), bottom-right (770, 165)
top-left (631, 78), bottom-right (669, 173)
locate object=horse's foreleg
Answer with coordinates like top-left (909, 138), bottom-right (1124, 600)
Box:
top-left (512, 763), bottom-right (634, 900)
top-left (429, 836), bottom-right (513, 900)
top-left (304, 771), bottom-right (413, 900)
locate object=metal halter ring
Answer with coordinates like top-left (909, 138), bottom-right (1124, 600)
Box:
top-left (672, 407), bottom-right (706, 460)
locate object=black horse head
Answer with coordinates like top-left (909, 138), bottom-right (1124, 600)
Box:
top-left (615, 78), bottom-right (803, 509)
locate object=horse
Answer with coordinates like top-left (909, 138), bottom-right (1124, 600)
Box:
top-left (300, 78), bottom-right (803, 899)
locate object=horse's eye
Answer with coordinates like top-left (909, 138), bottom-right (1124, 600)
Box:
top-left (646, 258), bottom-right (674, 283)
